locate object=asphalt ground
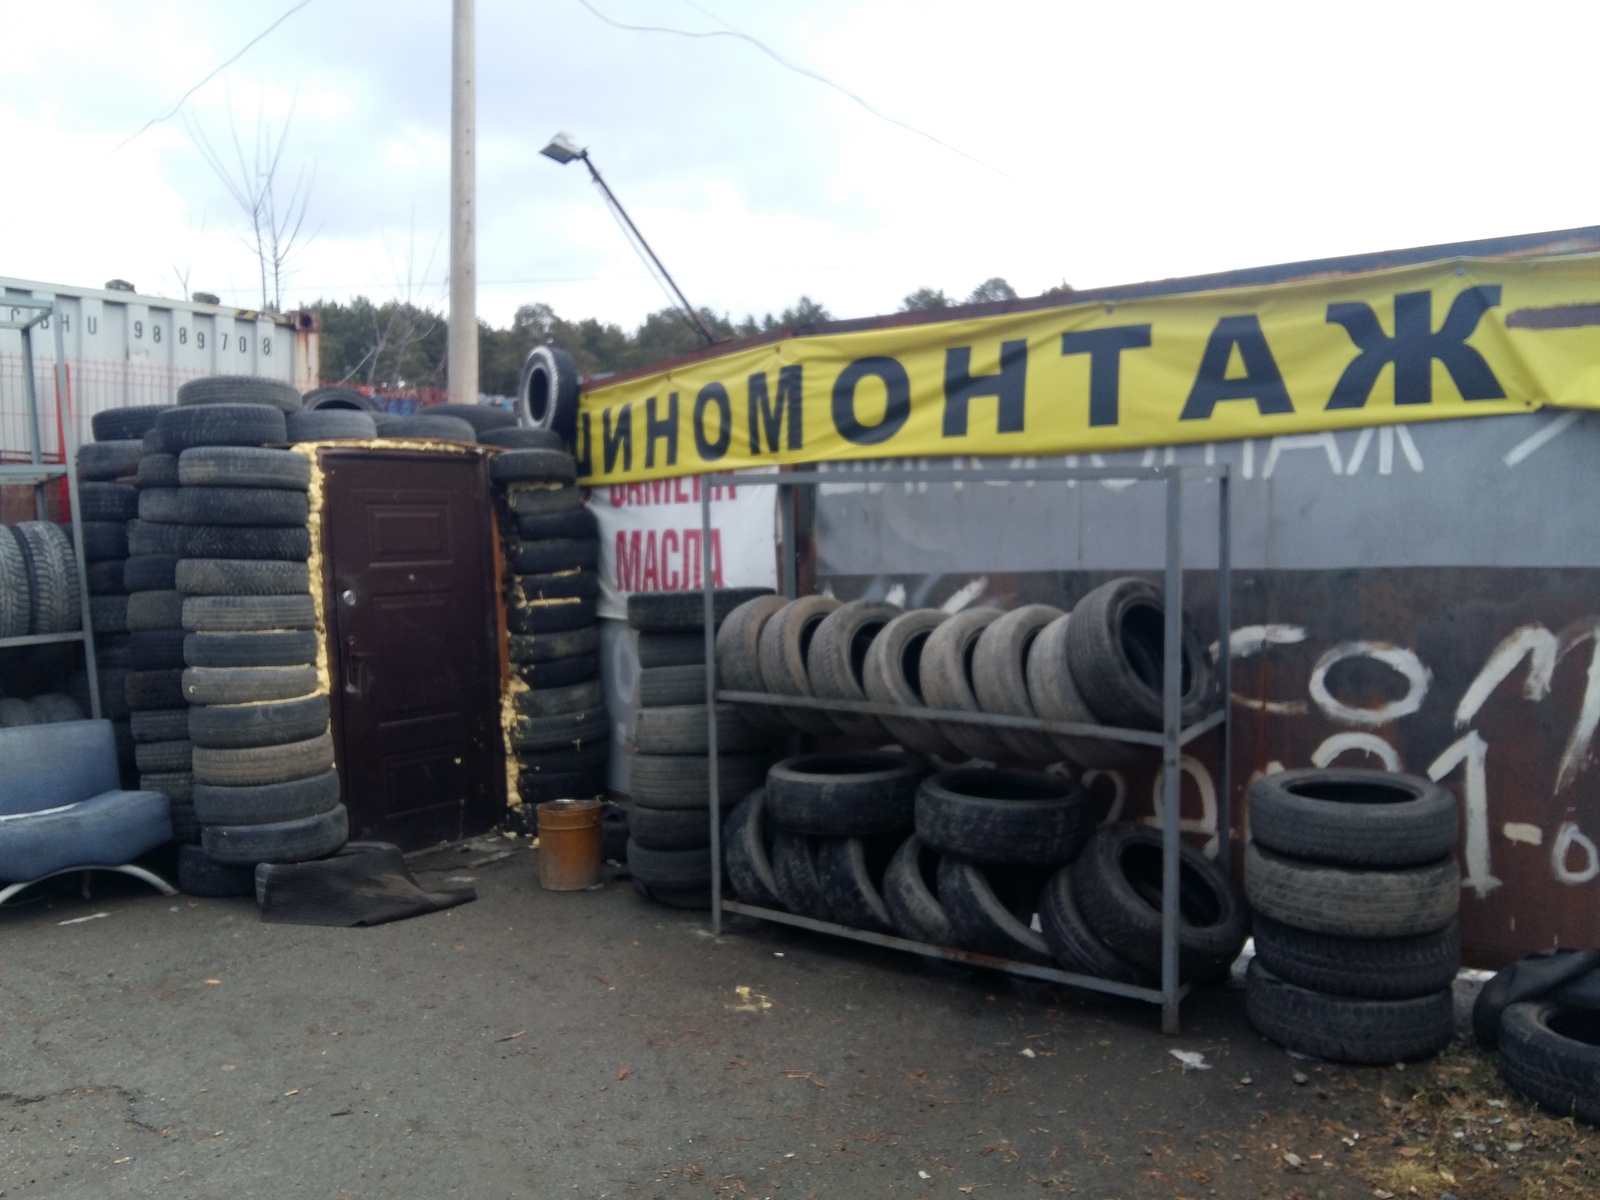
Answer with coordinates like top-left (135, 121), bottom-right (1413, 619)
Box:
top-left (3, 841), bottom-right (1596, 1200)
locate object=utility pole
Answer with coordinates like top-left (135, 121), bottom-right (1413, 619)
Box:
top-left (448, 0), bottom-right (477, 403)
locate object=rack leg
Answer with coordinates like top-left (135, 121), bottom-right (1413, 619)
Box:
top-left (702, 483), bottom-right (722, 937)
top-left (1160, 470), bottom-right (1184, 1035)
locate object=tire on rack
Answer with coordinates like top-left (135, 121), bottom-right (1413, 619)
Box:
top-left (970, 604), bottom-right (1066, 763)
top-left (714, 594), bottom-right (791, 736)
top-left (1039, 865), bottom-right (1151, 984)
top-left (1026, 614), bottom-right (1142, 768)
top-left (478, 426), bottom-right (563, 450)
top-left (724, 789), bottom-right (784, 909)
top-left (177, 446), bottom-right (311, 490)
top-left (807, 599), bottom-right (903, 742)
top-left (1251, 913), bottom-right (1461, 999)
top-left (756, 595), bottom-right (842, 736)
top-left (1497, 1001), bottom-right (1600, 1125)
top-left (303, 386), bottom-right (376, 412)
top-left (192, 768), bottom-right (342, 826)
top-left (203, 803), bottom-right (348, 865)
top-left (628, 754), bottom-right (769, 808)
top-left (919, 607), bottom-right (1009, 761)
top-left (915, 767), bottom-right (1095, 868)
top-left (1065, 576), bottom-right (1214, 730)
top-left (177, 843), bottom-right (258, 897)
top-left (626, 839), bottom-right (712, 889)
top-left (192, 731), bottom-right (335, 787)
top-left (11, 521), bottom-right (80, 634)
top-left (77, 440), bottom-right (143, 481)
top-left (1072, 822), bottom-right (1250, 981)
top-left (184, 630), bottom-right (318, 668)
top-left (177, 375), bottom-right (302, 413)
top-left (92, 406), bottom-right (171, 442)
top-left (882, 835), bottom-right (956, 947)
top-left (637, 665), bottom-right (704, 708)
top-left (938, 856), bottom-right (1053, 964)
top-left (0, 526), bottom-right (32, 638)
top-left (816, 835), bottom-right (899, 935)
top-left (508, 625), bottom-right (599, 664)
top-left (509, 539), bottom-right (597, 575)
top-left (505, 595), bottom-right (596, 635)
top-left (489, 449), bottom-right (576, 487)
top-left (510, 568), bottom-right (598, 603)
top-left (175, 559), bottom-right (309, 597)
top-left (512, 679), bottom-right (604, 717)
top-left (181, 665), bottom-right (317, 705)
top-left (637, 631), bottom-right (704, 669)
top-left (865, 612), bottom-right (966, 757)
top-left (285, 409), bottom-right (377, 441)
top-left (0, 697), bottom-right (36, 727)
top-left (27, 693), bottom-right (85, 724)
top-left (1243, 842), bottom-right (1460, 939)
top-left (766, 751), bottom-right (921, 837)
top-left (155, 403), bottom-right (288, 450)
top-left (771, 829), bottom-right (833, 921)
top-left (182, 594), bottom-right (316, 632)
top-left (188, 694), bottom-right (329, 749)
top-left (633, 704), bottom-right (769, 755)
top-left (1245, 959), bottom-right (1453, 1064)
top-left (513, 505), bottom-right (597, 542)
top-left (1248, 768), bottom-right (1459, 868)
top-left (78, 481), bottom-right (139, 521)
top-left (628, 805), bottom-right (712, 852)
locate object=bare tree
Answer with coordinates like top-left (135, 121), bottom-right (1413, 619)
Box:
top-left (187, 88), bottom-right (315, 311)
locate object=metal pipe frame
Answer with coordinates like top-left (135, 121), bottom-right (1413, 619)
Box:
top-left (697, 460), bottom-right (1232, 1034)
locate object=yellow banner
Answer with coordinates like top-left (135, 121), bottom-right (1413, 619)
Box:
top-left (575, 254), bottom-right (1600, 483)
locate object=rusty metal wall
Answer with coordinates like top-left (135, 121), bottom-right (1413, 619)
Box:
top-left (812, 411), bottom-right (1600, 967)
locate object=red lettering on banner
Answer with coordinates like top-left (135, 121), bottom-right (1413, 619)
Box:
top-left (606, 482), bottom-right (739, 507)
top-left (661, 530), bottom-right (680, 589)
top-left (616, 528), bottom-right (724, 592)
top-left (642, 532), bottom-right (661, 590)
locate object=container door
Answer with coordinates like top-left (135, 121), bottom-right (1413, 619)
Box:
top-left (320, 449), bottom-right (504, 848)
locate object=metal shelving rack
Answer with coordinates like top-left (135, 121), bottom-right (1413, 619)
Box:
top-left (696, 462), bottom-right (1232, 1034)
top-left (0, 297), bottom-right (100, 714)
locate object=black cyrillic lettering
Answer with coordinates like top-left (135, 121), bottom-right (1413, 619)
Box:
top-left (644, 393), bottom-right (679, 469)
top-left (1059, 325), bottom-right (1152, 426)
top-left (832, 357), bottom-right (911, 445)
top-left (1179, 315), bottom-right (1293, 420)
top-left (575, 410), bottom-right (593, 476)
top-left (602, 402), bottom-right (632, 474)
top-left (942, 340), bottom-right (1027, 437)
top-left (1325, 286), bottom-right (1505, 409)
top-left (748, 366), bottom-right (803, 453)
top-left (693, 383), bottom-right (732, 460)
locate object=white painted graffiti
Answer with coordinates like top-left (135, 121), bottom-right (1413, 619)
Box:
top-left (1308, 641), bottom-right (1432, 727)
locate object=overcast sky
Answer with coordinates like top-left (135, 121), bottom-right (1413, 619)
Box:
top-left (4, 0), bottom-right (1598, 330)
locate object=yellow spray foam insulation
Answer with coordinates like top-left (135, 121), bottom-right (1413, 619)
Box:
top-left (502, 673), bottom-right (530, 813)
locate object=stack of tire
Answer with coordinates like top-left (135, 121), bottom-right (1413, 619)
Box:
top-left (2, 517), bottom-right (86, 728)
top-left (623, 588), bottom-right (776, 908)
top-left (493, 433), bottom-right (607, 813)
top-left (152, 377), bottom-right (346, 895)
top-left (1243, 768), bottom-right (1461, 1063)
top-left (373, 401), bottom-right (514, 444)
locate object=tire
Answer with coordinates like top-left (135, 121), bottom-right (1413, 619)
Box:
top-left (123, 554), bottom-right (179, 592)
top-left (628, 753), bottom-right (769, 808)
top-left (175, 559), bottom-right (309, 596)
top-left (160, 487), bottom-right (309, 527)
top-left (513, 679), bottom-right (604, 717)
top-left (77, 440), bottom-right (143, 481)
top-left (11, 521), bottom-right (80, 634)
top-left (89, 595), bottom-right (129, 634)
top-left (626, 588), bottom-right (777, 633)
top-left (182, 665), bottom-right (317, 705)
top-left (125, 668), bottom-right (185, 711)
top-left (479, 426), bottom-right (563, 450)
top-left (714, 594), bottom-right (791, 735)
top-left (285, 409), bottom-right (377, 441)
top-left (78, 481), bottom-right (139, 521)
top-left (131, 707), bottom-right (192, 743)
top-left (92, 405), bottom-right (171, 442)
top-left (95, 668), bottom-right (132, 719)
top-left (816, 835), bottom-right (898, 934)
top-left (510, 568), bottom-right (598, 603)
top-left (510, 708), bottom-right (609, 753)
top-left (127, 519), bottom-right (184, 556)
top-left (155, 403), bottom-right (288, 450)
top-left (143, 769), bottom-right (194, 800)
top-left (637, 631), bottom-right (704, 669)
top-left (882, 835), bottom-right (956, 946)
top-left (516, 767), bottom-right (606, 804)
top-left (1243, 842), bottom-right (1460, 938)
top-left (95, 633), bottom-right (132, 668)
top-left (1248, 768), bottom-right (1460, 868)
top-left (1245, 959), bottom-right (1453, 1064)
top-left (508, 625), bottom-right (598, 664)
top-left (490, 449), bottom-right (576, 486)
top-left (303, 386), bottom-right (376, 412)
top-left (72, 520), bottom-right (128, 562)
top-left (137, 454), bottom-right (180, 487)
top-left (517, 345), bottom-right (581, 440)
top-left (1073, 823), bottom-right (1250, 981)
top-left (381, 414), bottom-right (476, 443)
top-left (177, 375), bottom-right (302, 414)
top-left (771, 830), bottom-right (833, 920)
top-left (125, 629), bottom-right (188, 670)
top-left (1251, 913), bottom-right (1461, 999)
top-left (202, 803), bottom-right (348, 865)
top-left (971, 604), bottom-right (1068, 762)
top-left (626, 839), bottom-right (712, 888)
top-left (27, 693), bottom-right (85, 723)
top-left (1497, 1002), bottom-right (1600, 1125)
top-left (504, 484), bottom-right (582, 518)
top-left (513, 505), bottom-right (597, 542)
top-left (423, 402), bottom-right (518, 434)
top-left (193, 768), bottom-right (341, 826)
top-left (189, 694), bottom-right (330, 749)
top-left (629, 805), bottom-right (712, 851)
top-left (184, 630), bottom-right (318, 668)
top-left (633, 704), bottom-right (769, 755)
top-left (126, 590), bottom-right (182, 632)
top-left (178, 524), bottom-right (308, 563)
top-left (86, 560), bottom-right (126, 596)
top-left (1065, 576), bottom-right (1215, 730)
top-left (757, 595), bottom-right (842, 736)
top-left (1026, 614), bottom-right (1142, 768)
top-left (177, 843), bottom-right (257, 897)
top-left (808, 599), bottom-right (902, 742)
top-left (767, 751), bottom-right (921, 837)
top-left (178, 447), bottom-right (311, 491)
top-left (514, 654), bottom-right (598, 690)
top-left (0, 697), bottom-right (36, 727)
top-left (509, 538), bottom-right (597, 575)
top-left (134, 739), bottom-right (193, 773)
top-left (0, 526), bottom-right (31, 637)
top-left (1039, 865), bottom-right (1151, 984)
top-left (516, 743), bottom-right (609, 773)
top-left (938, 856), bottom-right (1053, 964)
top-left (915, 767), bottom-right (1095, 867)
top-left (919, 607), bottom-right (1009, 760)
top-left (183, 593), bottom-right (316, 632)
top-left (638, 665), bottom-right (705, 708)
top-left (724, 789), bottom-right (784, 908)
top-left (606, 803), bottom-right (631, 862)
top-left (505, 595), bottom-right (596, 634)
top-left (192, 731), bottom-right (335, 786)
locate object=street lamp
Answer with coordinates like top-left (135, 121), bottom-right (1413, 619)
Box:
top-left (540, 132), bottom-right (717, 346)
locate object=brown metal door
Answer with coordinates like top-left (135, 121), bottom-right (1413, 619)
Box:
top-left (320, 449), bottom-right (504, 848)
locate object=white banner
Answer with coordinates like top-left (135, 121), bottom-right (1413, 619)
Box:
top-left (590, 475), bottom-right (778, 620)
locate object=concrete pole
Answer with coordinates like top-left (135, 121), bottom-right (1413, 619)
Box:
top-left (448, 0), bottom-right (478, 403)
